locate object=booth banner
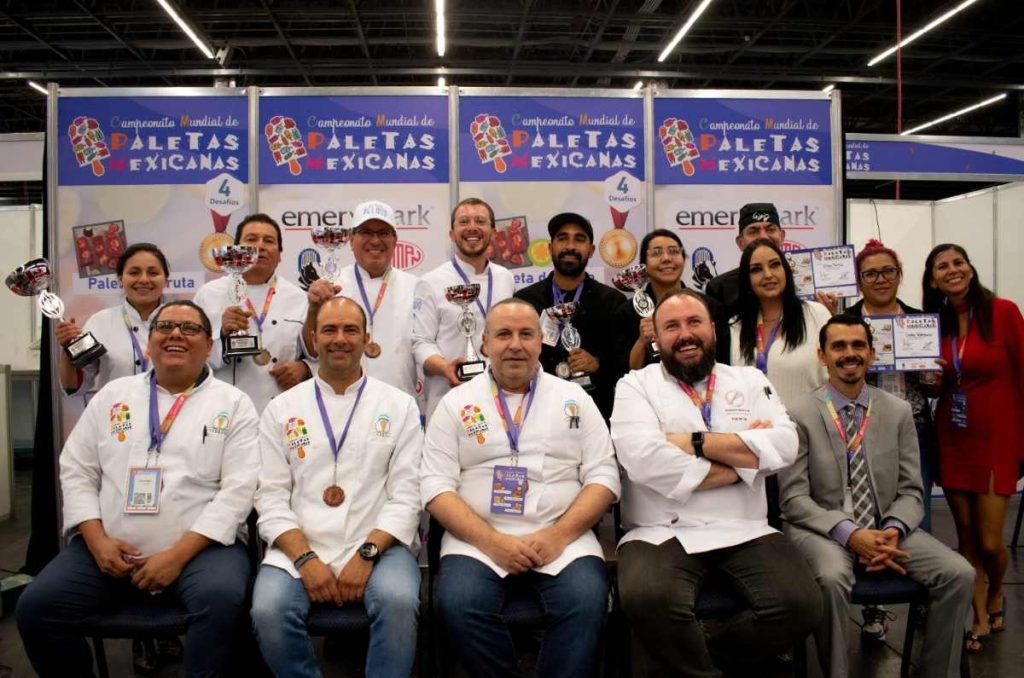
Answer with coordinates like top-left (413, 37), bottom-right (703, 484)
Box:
top-left (458, 93), bottom-right (646, 288)
top-left (257, 94), bottom-right (451, 283)
top-left (846, 134), bottom-right (1024, 180)
top-left (653, 95), bottom-right (836, 291)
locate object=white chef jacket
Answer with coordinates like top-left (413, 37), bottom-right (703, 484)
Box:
top-left (413, 258), bottom-right (515, 422)
top-left (421, 370), bottom-right (621, 577)
top-left (610, 362), bottom-right (797, 554)
top-left (60, 371), bottom-right (259, 557)
top-left (69, 301), bottom-right (161, 404)
top-left (256, 373), bottom-right (422, 577)
top-left (333, 264), bottom-right (418, 399)
top-left (194, 274), bottom-right (311, 412)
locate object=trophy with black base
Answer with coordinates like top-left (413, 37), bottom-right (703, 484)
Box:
top-left (613, 263), bottom-right (660, 359)
top-left (445, 283), bottom-right (487, 381)
top-left (212, 245), bottom-right (262, 360)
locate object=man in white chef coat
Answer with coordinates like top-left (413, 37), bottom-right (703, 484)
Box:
top-left (414, 197), bottom-right (515, 422)
top-left (251, 296), bottom-right (422, 678)
top-left (303, 200), bottom-right (419, 400)
top-left (422, 298), bottom-right (620, 678)
top-left (17, 300), bottom-right (259, 677)
top-left (611, 290), bottom-right (822, 676)
top-left (194, 213), bottom-right (313, 412)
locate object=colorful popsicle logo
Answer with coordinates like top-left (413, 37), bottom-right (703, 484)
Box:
top-left (659, 117), bottom-right (700, 176)
top-left (470, 113), bottom-right (512, 173)
top-left (67, 116), bottom-right (111, 177)
top-left (265, 115), bottom-right (307, 176)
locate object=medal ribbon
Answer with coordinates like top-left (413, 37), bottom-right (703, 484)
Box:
top-left (314, 377), bottom-right (367, 463)
top-left (677, 369), bottom-right (716, 429)
top-left (354, 266), bottom-right (391, 332)
top-left (551, 277), bottom-right (585, 333)
top-left (490, 372), bottom-right (539, 461)
top-left (243, 278), bottom-right (278, 334)
top-left (824, 392), bottom-right (873, 460)
top-left (451, 257), bottom-right (494, 319)
top-left (755, 312), bottom-right (781, 374)
top-left (122, 303), bottom-right (149, 373)
top-left (950, 310), bottom-right (972, 385)
top-left (148, 369), bottom-right (206, 453)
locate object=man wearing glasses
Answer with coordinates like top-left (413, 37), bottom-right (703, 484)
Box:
top-left (305, 200), bottom-right (419, 399)
top-left (413, 198), bottom-right (515, 421)
top-left (18, 301), bottom-right (259, 677)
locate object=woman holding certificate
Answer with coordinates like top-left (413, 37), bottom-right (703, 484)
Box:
top-left (921, 243), bottom-right (1024, 651)
top-left (846, 239), bottom-right (938, 530)
top-left (55, 243), bottom-right (169, 403)
top-left (728, 238), bottom-right (832, 408)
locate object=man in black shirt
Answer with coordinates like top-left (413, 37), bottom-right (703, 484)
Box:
top-left (514, 213), bottom-right (635, 421)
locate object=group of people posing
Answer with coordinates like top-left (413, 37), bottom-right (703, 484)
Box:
top-left (15, 197), bottom-right (1024, 678)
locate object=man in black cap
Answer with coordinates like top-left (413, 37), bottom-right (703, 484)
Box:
top-left (705, 202), bottom-right (786, 319)
top-left (514, 212), bottom-right (635, 421)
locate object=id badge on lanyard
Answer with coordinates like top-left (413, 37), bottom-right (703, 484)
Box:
top-left (951, 327), bottom-right (969, 429)
top-left (489, 375), bottom-right (536, 516)
top-left (124, 466), bottom-right (162, 514)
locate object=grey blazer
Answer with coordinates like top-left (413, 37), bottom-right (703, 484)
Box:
top-left (779, 384), bottom-right (924, 537)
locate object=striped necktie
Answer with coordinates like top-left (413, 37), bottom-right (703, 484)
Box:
top-left (845, 403), bottom-right (876, 529)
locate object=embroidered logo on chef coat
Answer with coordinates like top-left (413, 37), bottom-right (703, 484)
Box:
top-left (374, 414), bottom-right (392, 437)
top-left (724, 390), bottom-right (745, 407)
top-left (460, 404), bottom-right (488, 444)
top-left (206, 411), bottom-right (230, 437)
top-left (723, 389), bottom-right (752, 423)
top-left (285, 417), bottom-right (311, 459)
top-left (563, 399), bottom-right (581, 429)
top-left (109, 403), bottom-right (132, 442)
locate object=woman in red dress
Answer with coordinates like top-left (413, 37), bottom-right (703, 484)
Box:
top-left (922, 243), bottom-right (1024, 652)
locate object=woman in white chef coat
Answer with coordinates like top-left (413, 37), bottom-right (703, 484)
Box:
top-left (56, 242), bottom-right (169, 403)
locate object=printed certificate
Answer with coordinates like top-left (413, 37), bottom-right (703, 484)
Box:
top-left (785, 245), bottom-right (859, 299)
top-left (863, 313), bottom-right (942, 372)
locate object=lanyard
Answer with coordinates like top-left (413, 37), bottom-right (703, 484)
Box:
top-left (451, 257), bottom-right (493, 319)
top-left (755, 313), bottom-right (781, 374)
top-left (243, 278), bottom-right (278, 334)
top-left (314, 377), bottom-right (367, 463)
top-left (490, 372), bottom-right (538, 462)
top-left (950, 310), bottom-right (972, 383)
top-left (677, 369), bottom-right (716, 429)
top-left (122, 304), bottom-right (149, 372)
top-left (148, 370), bottom-right (204, 453)
top-left (354, 266), bottom-right (391, 330)
top-left (551, 278), bottom-right (584, 330)
top-left (824, 392), bottom-right (873, 459)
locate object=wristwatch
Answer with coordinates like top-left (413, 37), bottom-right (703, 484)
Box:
top-left (691, 431), bottom-right (705, 459)
top-left (358, 542), bottom-right (381, 564)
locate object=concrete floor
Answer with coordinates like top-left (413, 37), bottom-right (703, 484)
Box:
top-left (0, 465), bottom-right (1021, 677)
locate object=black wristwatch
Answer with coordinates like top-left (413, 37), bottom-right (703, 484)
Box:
top-left (358, 542), bottom-right (381, 564)
top-left (691, 431), bottom-right (705, 459)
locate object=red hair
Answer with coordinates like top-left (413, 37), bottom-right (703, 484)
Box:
top-left (855, 238), bottom-right (902, 274)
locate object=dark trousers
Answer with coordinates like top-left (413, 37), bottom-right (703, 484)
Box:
top-left (617, 533), bottom-right (822, 678)
top-left (17, 537), bottom-right (250, 678)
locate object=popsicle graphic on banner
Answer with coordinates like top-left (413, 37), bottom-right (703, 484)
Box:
top-left (659, 117), bottom-right (700, 176)
top-left (470, 113), bottom-right (512, 173)
top-left (265, 115), bottom-right (307, 176)
top-left (67, 116), bottom-right (110, 177)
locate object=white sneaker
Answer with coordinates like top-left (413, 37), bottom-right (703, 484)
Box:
top-left (861, 605), bottom-right (896, 643)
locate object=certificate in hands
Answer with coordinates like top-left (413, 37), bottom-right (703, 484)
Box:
top-left (863, 313), bottom-right (941, 372)
top-left (784, 245), bottom-right (859, 300)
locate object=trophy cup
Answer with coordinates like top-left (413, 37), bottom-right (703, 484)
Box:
top-left (6, 258), bottom-right (107, 368)
top-left (211, 245), bottom-right (262, 359)
top-left (311, 225), bottom-right (353, 283)
top-left (547, 301), bottom-right (593, 389)
top-left (613, 263), bottom-right (660, 359)
top-left (444, 283), bottom-right (487, 381)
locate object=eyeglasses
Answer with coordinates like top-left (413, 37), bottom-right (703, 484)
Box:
top-left (355, 227), bottom-right (396, 240)
top-left (455, 216), bottom-right (491, 227)
top-left (152, 320), bottom-right (207, 336)
top-left (648, 246), bottom-right (684, 259)
top-left (860, 266), bottom-right (901, 283)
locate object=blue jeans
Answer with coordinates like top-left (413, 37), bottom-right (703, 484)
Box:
top-left (16, 537), bottom-right (249, 678)
top-left (436, 555), bottom-right (607, 678)
top-left (251, 546), bottom-right (420, 678)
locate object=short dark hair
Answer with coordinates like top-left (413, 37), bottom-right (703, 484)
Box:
top-left (315, 296), bottom-right (368, 333)
top-left (652, 289), bottom-right (712, 328)
top-left (235, 213), bottom-right (283, 253)
top-left (117, 242), bottom-right (169, 278)
top-left (640, 229), bottom-right (685, 264)
top-left (451, 198), bottom-right (495, 229)
top-left (151, 300), bottom-right (212, 336)
top-left (819, 314), bottom-right (874, 351)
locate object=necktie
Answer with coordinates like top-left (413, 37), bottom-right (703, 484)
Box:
top-left (845, 403), bottom-right (876, 529)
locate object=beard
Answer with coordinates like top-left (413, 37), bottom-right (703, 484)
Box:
top-left (834, 356), bottom-right (865, 384)
top-left (661, 335), bottom-right (717, 384)
top-left (552, 249), bottom-right (588, 277)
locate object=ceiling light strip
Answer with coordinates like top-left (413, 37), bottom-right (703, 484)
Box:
top-left (868, 0), bottom-right (981, 67)
top-left (900, 92), bottom-right (1006, 135)
top-left (657, 0), bottom-right (715, 63)
top-left (154, 0), bottom-right (215, 60)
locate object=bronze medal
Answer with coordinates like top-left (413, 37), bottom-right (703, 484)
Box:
top-left (364, 341), bottom-right (382, 359)
top-left (253, 348), bottom-right (272, 366)
top-left (322, 484), bottom-right (345, 507)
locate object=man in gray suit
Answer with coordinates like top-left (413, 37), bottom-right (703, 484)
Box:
top-left (779, 314), bottom-right (973, 678)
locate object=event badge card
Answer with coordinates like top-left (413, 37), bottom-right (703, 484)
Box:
top-left (785, 245), bottom-right (859, 300)
top-left (124, 466), bottom-right (162, 514)
top-left (490, 465), bottom-right (528, 516)
top-left (863, 314), bottom-right (941, 372)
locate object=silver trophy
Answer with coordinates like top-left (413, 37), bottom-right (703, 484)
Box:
top-left (547, 301), bottom-right (593, 389)
top-left (6, 258), bottom-right (107, 368)
top-left (212, 245), bottom-right (262, 359)
top-left (613, 263), bottom-right (660, 359)
top-left (444, 283), bottom-right (487, 381)
top-left (311, 226), bottom-right (353, 283)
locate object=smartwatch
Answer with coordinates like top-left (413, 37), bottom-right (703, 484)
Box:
top-left (691, 431), bottom-right (705, 459)
top-left (358, 542), bottom-right (381, 564)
